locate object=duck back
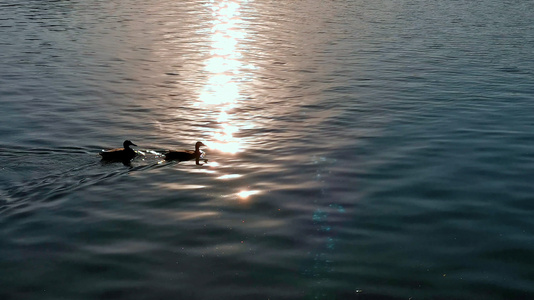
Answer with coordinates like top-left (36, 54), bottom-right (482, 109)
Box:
top-left (164, 150), bottom-right (196, 161)
top-left (100, 147), bottom-right (137, 161)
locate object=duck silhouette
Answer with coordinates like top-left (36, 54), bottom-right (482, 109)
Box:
top-left (164, 141), bottom-right (207, 165)
top-left (100, 140), bottom-right (138, 162)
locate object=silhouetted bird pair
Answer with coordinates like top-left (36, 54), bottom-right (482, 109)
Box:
top-left (100, 140), bottom-right (207, 165)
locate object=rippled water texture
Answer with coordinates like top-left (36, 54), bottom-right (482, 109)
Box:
top-left (1, 0), bottom-right (534, 299)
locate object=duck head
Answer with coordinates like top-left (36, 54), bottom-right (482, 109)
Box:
top-left (123, 140), bottom-right (138, 148)
top-left (195, 141), bottom-right (206, 150)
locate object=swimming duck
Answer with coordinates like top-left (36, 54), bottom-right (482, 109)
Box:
top-left (164, 141), bottom-right (207, 165)
top-left (100, 140), bottom-right (137, 161)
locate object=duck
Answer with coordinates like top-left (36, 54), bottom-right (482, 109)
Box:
top-left (100, 140), bottom-right (138, 161)
top-left (164, 141), bottom-right (207, 165)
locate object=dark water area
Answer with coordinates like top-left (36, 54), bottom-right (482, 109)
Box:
top-left (1, 0), bottom-right (534, 299)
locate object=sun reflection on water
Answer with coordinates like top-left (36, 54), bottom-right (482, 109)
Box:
top-left (217, 174), bottom-right (242, 180)
top-left (237, 190), bottom-right (260, 201)
top-left (200, 0), bottom-right (247, 154)
top-left (198, 1), bottom-right (261, 203)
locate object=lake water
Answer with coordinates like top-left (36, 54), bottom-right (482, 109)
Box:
top-left (1, 0), bottom-right (534, 299)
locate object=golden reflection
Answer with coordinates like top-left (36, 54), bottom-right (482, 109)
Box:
top-left (217, 174), bottom-right (242, 180)
top-left (237, 190), bottom-right (260, 200)
top-left (159, 183), bottom-right (206, 190)
top-left (165, 211), bottom-right (220, 221)
top-left (200, 0), bottom-right (247, 154)
top-left (206, 161), bottom-right (220, 167)
top-left (207, 140), bottom-right (241, 154)
top-left (188, 168), bottom-right (216, 174)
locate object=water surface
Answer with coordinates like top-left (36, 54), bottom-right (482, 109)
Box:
top-left (1, 0), bottom-right (534, 299)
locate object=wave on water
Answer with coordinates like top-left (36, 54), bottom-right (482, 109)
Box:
top-left (0, 147), bottom-right (171, 216)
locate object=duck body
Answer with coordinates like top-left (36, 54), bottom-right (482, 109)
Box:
top-left (164, 141), bottom-right (206, 165)
top-left (164, 149), bottom-right (198, 161)
top-left (100, 140), bottom-right (137, 162)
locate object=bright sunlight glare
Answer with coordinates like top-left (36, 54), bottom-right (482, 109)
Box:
top-left (199, 0), bottom-right (247, 154)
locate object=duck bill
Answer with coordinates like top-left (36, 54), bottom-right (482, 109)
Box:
top-left (131, 143), bottom-right (138, 147)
